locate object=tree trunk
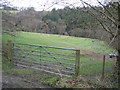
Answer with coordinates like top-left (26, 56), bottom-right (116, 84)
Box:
top-left (117, 2), bottom-right (120, 88)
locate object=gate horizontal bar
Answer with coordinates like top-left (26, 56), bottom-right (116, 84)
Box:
top-left (14, 42), bottom-right (76, 51)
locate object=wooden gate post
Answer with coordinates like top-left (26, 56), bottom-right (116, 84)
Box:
top-left (75, 49), bottom-right (80, 77)
top-left (102, 55), bottom-right (106, 79)
top-left (7, 40), bottom-right (13, 62)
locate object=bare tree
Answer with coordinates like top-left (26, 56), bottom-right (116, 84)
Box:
top-left (79, 0), bottom-right (119, 87)
top-left (117, 2), bottom-right (120, 88)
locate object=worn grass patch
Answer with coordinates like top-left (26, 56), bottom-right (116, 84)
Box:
top-left (2, 58), bottom-right (59, 87)
top-left (11, 69), bottom-right (34, 75)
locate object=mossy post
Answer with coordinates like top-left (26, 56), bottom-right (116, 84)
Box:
top-left (7, 40), bottom-right (13, 62)
top-left (75, 49), bottom-right (80, 77)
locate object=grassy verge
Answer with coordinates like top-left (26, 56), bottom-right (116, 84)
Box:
top-left (56, 75), bottom-right (118, 88)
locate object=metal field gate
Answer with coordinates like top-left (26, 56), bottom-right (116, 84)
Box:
top-left (12, 42), bottom-right (80, 76)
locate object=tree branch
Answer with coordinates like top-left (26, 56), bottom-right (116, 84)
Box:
top-left (79, 1), bottom-right (115, 37)
top-left (79, 0), bottom-right (117, 27)
top-left (97, 0), bottom-right (116, 21)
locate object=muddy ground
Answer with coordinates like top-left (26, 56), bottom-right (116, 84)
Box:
top-left (2, 73), bottom-right (51, 89)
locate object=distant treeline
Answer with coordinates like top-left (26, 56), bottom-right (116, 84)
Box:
top-left (2, 3), bottom-right (117, 44)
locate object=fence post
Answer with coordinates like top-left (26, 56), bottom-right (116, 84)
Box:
top-left (7, 40), bottom-right (13, 62)
top-left (75, 49), bottom-right (80, 77)
top-left (102, 55), bottom-right (105, 79)
top-left (40, 46), bottom-right (42, 67)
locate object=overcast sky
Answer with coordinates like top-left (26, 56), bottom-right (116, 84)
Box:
top-left (6, 0), bottom-right (106, 11)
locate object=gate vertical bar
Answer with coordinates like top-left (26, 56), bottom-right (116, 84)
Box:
top-left (11, 42), bottom-right (14, 64)
top-left (75, 49), bottom-right (80, 77)
top-left (7, 40), bottom-right (13, 62)
top-left (40, 46), bottom-right (42, 68)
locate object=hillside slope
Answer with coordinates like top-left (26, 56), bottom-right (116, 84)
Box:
top-left (3, 31), bottom-right (114, 54)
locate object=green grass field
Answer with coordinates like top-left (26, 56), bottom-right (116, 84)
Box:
top-left (3, 31), bottom-right (114, 53)
top-left (2, 31), bottom-right (116, 75)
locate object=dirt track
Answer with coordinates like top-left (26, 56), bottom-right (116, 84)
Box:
top-left (80, 49), bottom-right (116, 61)
top-left (2, 73), bottom-right (52, 89)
